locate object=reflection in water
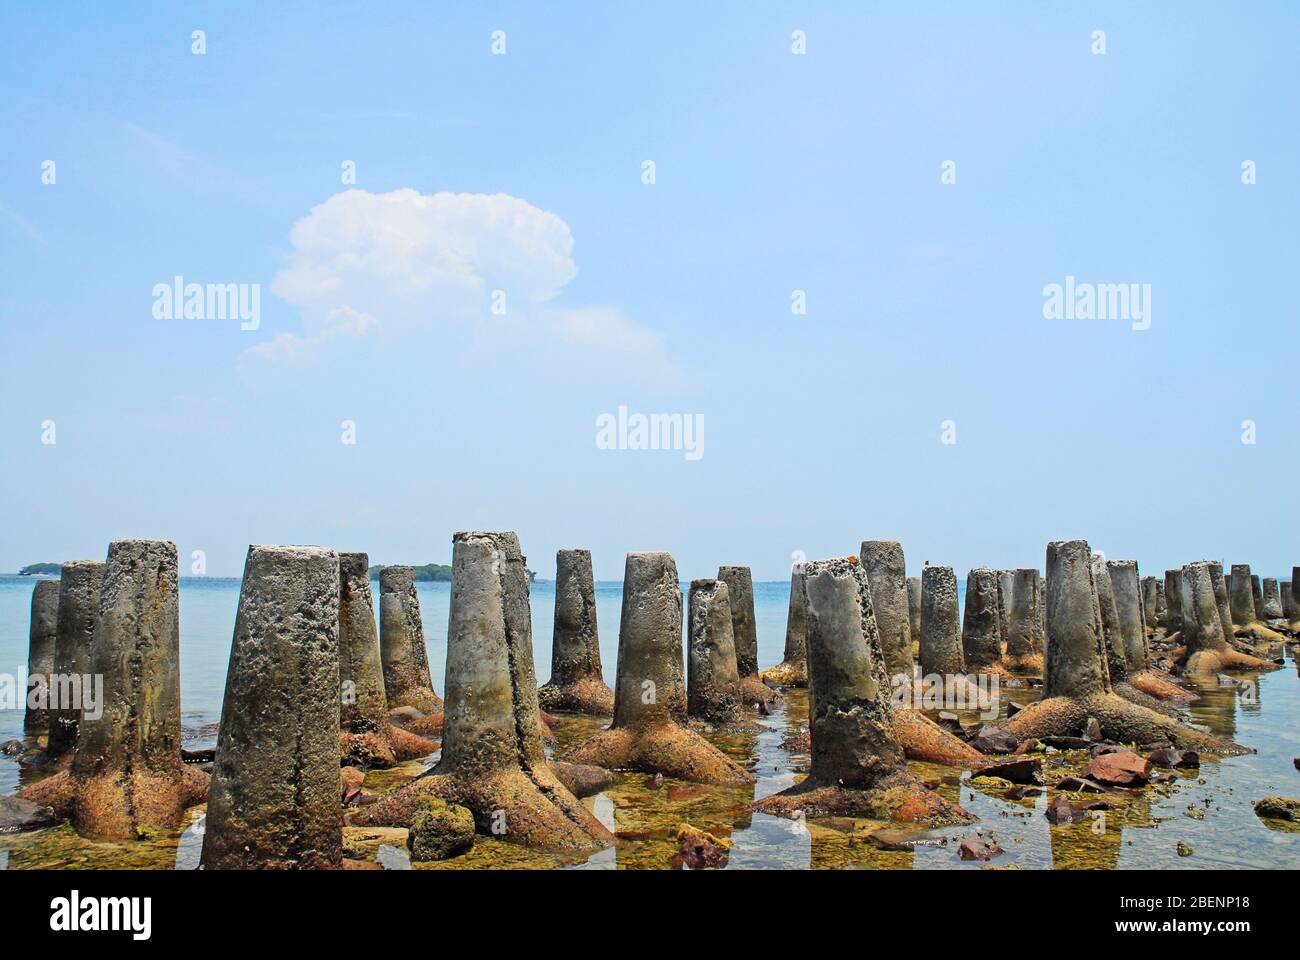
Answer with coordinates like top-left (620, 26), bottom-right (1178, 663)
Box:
top-left (3, 652), bottom-right (1299, 870)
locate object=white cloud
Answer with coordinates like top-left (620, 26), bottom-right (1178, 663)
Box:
top-left (240, 188), bottom-right (681, 388)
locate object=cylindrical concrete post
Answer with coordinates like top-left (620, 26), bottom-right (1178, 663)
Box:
top-left (202, 546), bottom-right (343, 869)
top-left (1164, 570), bottom-right (1185, 634)
top-left (960, 567), bottom-right (1002, 671)
top-left (46, 562), bottom-right (104, 758)
top-left (1044, 541), bottom-right (1109, 700)
top-left (716, 566), bottom-right (758, 678)
top-left (919, 565), bottom-right (964, 675)
top-left (763, 567), bottom-right (808, 686)
top-left (339, 552), bottom-right (388, 737)
top-left (1228, 564), bottom-right (1256, 626)
top-left (1250, 575), bottom-right (1264, 620)
top-left (906, 576), bottom-right (922, 652)
top-left (859, 541), bottom-right (914, 680)
top-left (1261, 578), bottom-right (1283, 619)
top-left (1004, 569), bottom-right (1045, 667)
top-left (1091, 553), bottom-right (1125, 683)
top-left (687, 579), bottom-right (743, 724)
top-left (379, 566), bottom-right (441, 713)
top-left (1206, 562), bottom-right (1235, 644)
top-left (1141, 575), bottom-right (1160, 631)
top-left (25, 580), bottom-right (60, 733)
top-left (539, 549), bottom-right (614, 714)
top-left (1108, 560), bottom-right (1147, 673)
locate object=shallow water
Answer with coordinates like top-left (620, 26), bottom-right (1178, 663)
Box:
top-left (2, 574), bottom-right (1299, 869)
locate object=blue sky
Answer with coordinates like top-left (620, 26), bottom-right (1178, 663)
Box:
top-left (1, 2), bottom-right (1296, 581)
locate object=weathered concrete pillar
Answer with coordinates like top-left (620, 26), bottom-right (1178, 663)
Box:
top-left (46, 561), bottom-right (105, 759)
top-left (753, 557), bottom-right (971, 824)
top-left (1154, 579), bottom-right (1167, 623)
top-left (717, 564), bottom-right (774, 705)
top-left (1206, 562), bottom-right (1236, 644)
top-left (960, 567), bottom-right (1002, 672)
top-left (1261, 578), bottom-right (1284, 619)
top-left (1107, 560), bottom-right (1147, 673)
top-left (1164, 570), bottom-right (1185, 634)
top-left (1176, 561), bottom-right (1274, 675)
top-left (25, 581), bottom-right (60, 734)
top-left (357, 532), bottom-right (615, 848)
top-left (379, 566), bottom-right (441, 713)
top-left (919, 565), bottom-right (964, 675)
top-left (762, 567), bottom-right (807, 686)
top-left (1250, 575), bottom-right (1264, 619)
top-left (339, 552), bottom-right (389, 740)
top-left (202, 546), bottom-right (343, 869)
top-left (907, 576), bottom-right (922, 652)
top-left (859, 541), bottom-right (914, 680)
top-left (995, 569), bottom-right (1014, 648)
top-left (563, 552), bottom-right (752, 785)
top-left (539, 549), bottom-right (614, 714)
top-left (1228, 564), bottom-right (1256, 626)
top-left (1284, 572), bottom-right (1298, 622)
top-left (1141, 575), bottom-right (1160, 631)
top-left (687, 579), bottom-right (744, 725)
top-left (1044, 541), bottom-right (1109, 700)
top-left (1091, 554), bottom-right (1125, 683)
top-left (24, 541), bottom-right (208, 841)
top-left (1004, 568), bottom-right (1045, 670)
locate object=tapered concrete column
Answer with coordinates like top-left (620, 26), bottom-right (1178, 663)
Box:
top-left (907, 576), bottom-right (922, 651)
top-left (1228, 564), bottom-right (1256, 626)
top-left (1004, 568), bottom-right (1045, 668)
top-left (716, 566), bottom-right (758, 677)
top-left (1283, 574), bottom-right (1298, 621)
top-left (1141, 576), bottom-right (1160, 630)
top-left (763, 567), bottom-right (807, 686)
top-left (379, 566), bottom-right (441, 713)
top-left (996, 570), bottom-right (1014, 647)
top-left (859, 541), bottom-right (914, 679)
top-left (1206, 562), bottom-right (1235, 644)
top-left (69, 541), bottom-right (204, 840)
top-left (1261, 578), bottom-right (1283, 619)
top-left (1154, 579), bottom-right (1167, 623)
top-left (1164, 570), bottom-right (1185, 634)
top-left (1108, 560), bottom-right (1147, 673)
top-left (358, 533), bottom-right (615, 848)
top-left (561, 552), bottom-right (752, 785)
top-left (339, 552), bottom-right (388, 737)
top-left (752, 557), bottom-right (971, 824)
top-left (960, 567), bottom-right (1002, 671)
top-left (202, 546), bottom-right (343, 869)
top-left (25, 581), bottom-right (59, 733)
top-left (1250, 575), bottom-right (1264, 619)
top-left (687, 579), bottom-right (743, 724)
top-left (920, 565), bottom-right (963, 675)
top-left (539, 549), bottom-right (614, 714)
top-left (1044, 541), bottom-right (1109, 700)
top-left (1091, 554), bottom-right (1125, 682)
top-left (1176, 561), bottom-right (1274, 674)
top-left (47, 561), bottom-right (105, 758)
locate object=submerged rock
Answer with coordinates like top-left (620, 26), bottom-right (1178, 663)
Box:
top-left (0, 795), bottom-right (57, 833)
top-left (1148, 747), bottom-right (1199, 769)
top-left (958, 837), bottom-right (1004, 861)
top-left (970, 757), bottom-right (1042, 786)
top-left (675, 822), bottom-right (731, 869)
top-left (408, 797), bottom-right (475, 862)
top-left (1253, 796), bottom-right (1300, 822)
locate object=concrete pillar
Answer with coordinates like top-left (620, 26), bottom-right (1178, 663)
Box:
top-left (1091, 554), bottom-right (1124, 682)
top-left (995, 569), bottom-right (1014, 649)
top-left (1206, 562), bottom-right (1235, 644)
top-left (562, 552), bottom-right (752, 786)
top-left (339, 552), bottom-right (389, 740)
top-left (1004, 568), bottom-right (1045, 665)
top-left (859, 541), bottom-right (914, 680)
top-left (1250, 575), bottom-right (1264, 620)
top-left (919, 565), bottom-right (964, 675)
top-left (1284, 573), bottom-right (1298, 621)
top-left (202, 546), bottom-right (343, 869)
top-left (716, 566), bottom-right (758, 678)
top-left (907, 576), bottom-right (922, 652)
top-left (1229, 564), bottom-right (1256, 626)
top-left (379, 566), bottom-right (441, 713)
top-left (1108, 560), bottom-right (1147, 673)
top-left (960, 567), bottom-right (1002, 671)
top-left (1044, 540), bottom-right (1110, 700)
top-left (68, 540), bottom-right (205, 841)
top-left (25, 580), bottom-right (59, 733)
top-left (763, 567), bottom-right (807, 686)
top-left (1261, 578), bottom-right (1284, 619)
top-left (539, 549), bottom-right (613, 714)
top-left (1154, 579), bottom-right (1167, 623)
top-left (1164, 570), bottom-right (1185, 634)
top-left (46, 561), bottom-right (105, 759)
top-left (1141, 575), bottom-right (1160, 630)
top-left (686, 579), bottom-right (743, 724)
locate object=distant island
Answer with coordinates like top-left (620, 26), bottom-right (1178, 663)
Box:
top-left (18, 562), bottom-right (61, 576)
top-left (370, 563), bottom-right (535, 582)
